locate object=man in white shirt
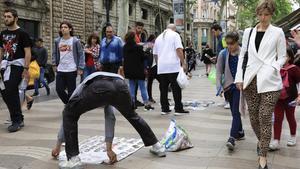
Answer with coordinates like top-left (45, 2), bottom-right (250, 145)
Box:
top-left (153, 24), bottom-right (189, 116)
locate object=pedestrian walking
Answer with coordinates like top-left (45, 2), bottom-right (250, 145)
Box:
top-left (52, 21), bottom-right (84, 104)
top-left (201, 44), bottom-right (214, 76)
top-left (144, 34), bottom-right (159, 103)
top-left (269, 46), bottom-right (300, 150)
top-left (83, 33), bottom-right (100, 79)
top-left (211, 24), bottom-right (230, 109)
top-left (98, 25), bottom-right (123, 74)
top-left (216, 31), bottom-right (245, 151)
top-left (32, 38), bottom-right (50, 96)
top-left (153, 24), bottom-right (189, 116)
top-left (185, 42), bottom-right (196, 76)
top-left (235, 1), bottom-right (287, 168)
top-left (0, 9), bottom-right (31, 132)
top-left (133, 21), bottom-right (146, 107)
top-left (57, 72), bottom-right (166, 168)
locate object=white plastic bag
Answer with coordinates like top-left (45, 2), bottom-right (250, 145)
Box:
top-left (176, 68), bottom-right (189, 89)
top-left (160, 119), bottom-right (193, 152)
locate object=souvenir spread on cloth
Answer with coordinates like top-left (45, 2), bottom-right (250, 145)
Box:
top-left (59, 136), bottom-right (144, 164)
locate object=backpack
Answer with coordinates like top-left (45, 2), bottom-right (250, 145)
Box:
top-left (279, 64), bottom-right (296, 100)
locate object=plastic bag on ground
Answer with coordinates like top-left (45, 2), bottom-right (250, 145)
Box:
top-left (160, 119), bottom-right (193, 152)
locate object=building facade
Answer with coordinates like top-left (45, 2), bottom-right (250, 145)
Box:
top-left (0, 0), bottom-right (94, 54)
top-left (0, 0), bottom-right (172, 60)
top-left (193, 0), bottom-right (237, 52)
top-left (93, 0), bottom-right (173, 41)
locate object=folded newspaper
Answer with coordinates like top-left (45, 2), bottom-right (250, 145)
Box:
top-left (59, 136), bottom-right (144, 164)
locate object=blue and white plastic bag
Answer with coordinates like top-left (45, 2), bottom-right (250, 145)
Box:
top-left (161, 119), bottom-right (193, 152)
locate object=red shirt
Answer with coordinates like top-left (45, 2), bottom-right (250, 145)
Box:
top-left (135, 33), bottom-right (141, 44)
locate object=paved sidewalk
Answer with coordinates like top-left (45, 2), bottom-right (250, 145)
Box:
top-left (0, 66), bottom-right (299, 169)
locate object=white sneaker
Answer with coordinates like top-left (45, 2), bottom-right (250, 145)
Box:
top-left (269, 140), bottom-right (280, 151)
top-left (224, 102), bottom-right (230, 109)
top-left (161, 111), bottom-right (171, 115)
top-left (287, 136), bottom-right (297, 146)
top-left (150, 144), bottom-right (166, 157)
top-left (59, 155), bottom-right (83, 169)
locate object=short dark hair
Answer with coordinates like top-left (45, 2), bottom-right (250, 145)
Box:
top-left (225, 31), bottom-right (239, 42)
top-left (87, 33), bottom-right (100, 46)
top-left (59, 21), bottom-right (74, 37)
top-left (35, 38), bottom-right (43, 42)
top-left (4, 8), bottom-right (18, 18)
top-left (135, 21), bottom-right (144, 27)
top-left (211, 24), bottom-right (222, 32)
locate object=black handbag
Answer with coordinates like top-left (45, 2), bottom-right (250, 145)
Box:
top-left (242, 28), bottom-right (253, 80)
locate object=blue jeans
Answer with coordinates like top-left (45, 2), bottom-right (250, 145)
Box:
top-left (129, 79), bottom-right (149, 104)
top-left (225, 85), bottom-right (243, 138)
top-left (83, 65), bottom-right (96, 80)
top-left (34, 67), bottom-right (49, 94)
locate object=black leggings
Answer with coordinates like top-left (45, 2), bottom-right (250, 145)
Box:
top-left (147, 65), bottom-right (159, 100)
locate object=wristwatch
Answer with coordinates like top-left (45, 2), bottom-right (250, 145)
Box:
top-left (23, 66), bottom-right (29, 70)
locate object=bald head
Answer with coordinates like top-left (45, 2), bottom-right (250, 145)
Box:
top-left (167, 24), bottom-right (176, 31)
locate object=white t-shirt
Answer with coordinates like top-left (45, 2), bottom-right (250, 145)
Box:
top-left (57, 37), bottom-right (77, 72)
top-left (153, 29), bottom-right (183, 74)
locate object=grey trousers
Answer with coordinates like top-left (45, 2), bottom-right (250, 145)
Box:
top-left (57, 105), bottom-right (116, 143)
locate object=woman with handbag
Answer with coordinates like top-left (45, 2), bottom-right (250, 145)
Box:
top-left (235, 0), bottom-right (286, 169)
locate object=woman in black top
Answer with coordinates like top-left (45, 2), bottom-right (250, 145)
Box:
top-left (201, 44), bottom-right (214, 76)
top-left (123, 31), bottom-right (154, 110)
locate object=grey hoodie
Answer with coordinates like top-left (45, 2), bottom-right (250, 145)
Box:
top-left (52, 37), bottom-right (85, 70)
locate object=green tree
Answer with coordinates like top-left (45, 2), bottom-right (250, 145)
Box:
top-left (233, 0), bottom-right (292, 30)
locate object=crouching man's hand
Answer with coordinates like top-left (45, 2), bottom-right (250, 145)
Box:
top-left (107, 150), bottom-right (117, 164)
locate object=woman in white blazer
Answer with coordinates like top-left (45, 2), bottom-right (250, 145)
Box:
top-left (235, 1), bottom-right (286, 169)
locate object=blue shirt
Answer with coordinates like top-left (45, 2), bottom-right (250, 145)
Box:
top-left (229, 54), bottom-right (238, 80)
top-left (217, 33), bottom-right (224, 54)
top-left (99, 36), bottom-right (123, 64)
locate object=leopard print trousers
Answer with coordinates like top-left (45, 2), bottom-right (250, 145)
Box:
top-left (244, 77), bottom-right (280, 157)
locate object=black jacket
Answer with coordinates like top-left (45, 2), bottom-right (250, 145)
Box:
top-left (123, 43), bottom-right (146, 80)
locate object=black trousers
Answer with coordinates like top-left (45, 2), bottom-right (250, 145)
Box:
top-left (0, 65), bottom-right (24, 124)
top-left (63, 77), bottom-right (158, 159)
top-left (56, 71), bottom-right (77, 104)
top-left (158, 73), bottom-right (183, 112)
top-left (147, 65), bottom-right (159, 100)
